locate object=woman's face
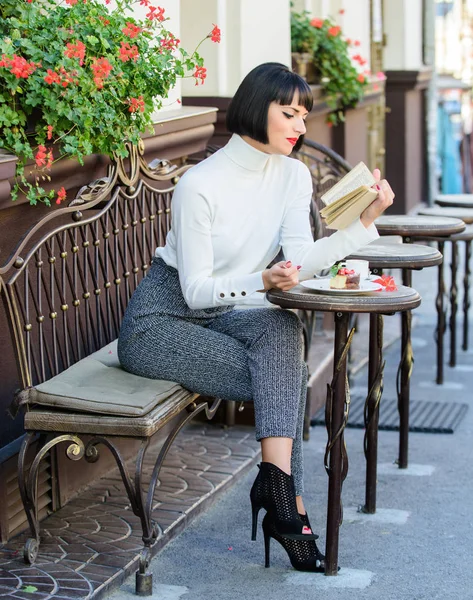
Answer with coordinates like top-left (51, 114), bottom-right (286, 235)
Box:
top-left (265, 94), bottom-right (309, 155)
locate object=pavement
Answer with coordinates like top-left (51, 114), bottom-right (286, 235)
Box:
top-left (105, 244), bottom-right (473, 600)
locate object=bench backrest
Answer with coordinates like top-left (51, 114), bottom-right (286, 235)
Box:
top-left (0, 145), bottom-right (190, 389)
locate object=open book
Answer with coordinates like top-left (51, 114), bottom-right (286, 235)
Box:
top-left (319, 162), bottom-right (378, 230)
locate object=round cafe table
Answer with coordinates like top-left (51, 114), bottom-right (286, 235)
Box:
top-left (375, 216), bottom-right (465, 388)
top-left (346, 243), bottom-right (442, 512)
top-left (266, 284), bottom-right (421, 576)
top-left (435, 194), bottom-right (473, 209)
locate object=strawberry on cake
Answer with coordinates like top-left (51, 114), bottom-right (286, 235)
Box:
top-left (329, 266), bottom-right (360, 290)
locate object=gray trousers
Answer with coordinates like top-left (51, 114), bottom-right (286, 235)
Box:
top-left (118, 258), bottom-right (308, 494)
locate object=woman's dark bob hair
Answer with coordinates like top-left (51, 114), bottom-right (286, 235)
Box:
top-left (226, 62), bottom-right (313, 153)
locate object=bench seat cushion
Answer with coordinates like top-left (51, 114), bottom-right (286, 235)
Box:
top-left (29, 340), bottom-right (183, 417)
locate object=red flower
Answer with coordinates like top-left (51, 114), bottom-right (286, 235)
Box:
top-left (373, 275), bottom-right (397, 292)
top-left (128, 95), bottom-right (145, 113)
top-left (44, 69), bottom-right (60, 84)
top-left (346, 37), bottom-right (352, 45)
top-left (65, 0), bottom-right (78, 5)
top-left (56, 187), bottom-right (67, 205)
top-left (357, 73), bottom-right (365, 83)
top-left (339, 8), bottom-right (345, 14)
top-left (310, 18), bottom-right (323, 28)
top-left (376, 71), bottom-right (386, 80)
top-left (328, 26), bottom-right (341, 36)
top-left (35, 145), bottom-right (47, 167)
top-left (122, 21), bottom-right (142, 38)
top-left (98, 15), bottom-right (110, 24)
top-left (0, 54), bottom-right (38, 78)
top-left (176, 98), bottom-right (181, 104)
top-left (90, 57), bottom-right (113, 88)
top-left (146, 5), bottom-right (165, 21)
top-left (47, 125), bottom-right (53, 140)
top-left (353, 40), bottom-right (361, 46)
top-left (46, 149), bottom-right (54, 169)
top-left (119, 42), bottom-right (140, 62)
top-left (210, 24), bottom-right (221, 43)
top-left (160, 33), bottom-right (180, 51)
top-left (140, 0), bottom-right (150, 5)
top-left (64, 40), bottom-right (86, 65)
top-left (194, 65), bottom-right (207, 86)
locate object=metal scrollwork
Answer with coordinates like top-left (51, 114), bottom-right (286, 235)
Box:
top-left (396, 311), bottom-right (414, 408)
top-left (364, 316), bottom-right (385, 459)
top-left (324, 327), bottom-right (355, 479)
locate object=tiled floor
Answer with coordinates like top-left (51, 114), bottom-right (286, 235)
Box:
top-left (0, 425), bottom-right (260, 599)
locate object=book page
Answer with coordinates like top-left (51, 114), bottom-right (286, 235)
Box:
top-left (320, 186), bottom-right (367, 217)
top-left (321, 162), bottom-right (376, 206)
top-left (325, 188), bottom-right (378, 229)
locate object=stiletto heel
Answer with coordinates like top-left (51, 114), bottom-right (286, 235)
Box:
top-left (250, 465), bottom-right (262, 541)
top-left (264, 528), bottom-right (271, 568)
top-left (251, 502), bottom-right (261, 541)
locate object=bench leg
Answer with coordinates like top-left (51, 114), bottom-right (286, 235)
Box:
top-left (19, 432), bottom-right (87, 565)
top-left (85, 397), bottom-right (222, 596)
top-left (449, 240), bottom-right (458, 367)
top-left (463, 240), bottom-right (471, 351)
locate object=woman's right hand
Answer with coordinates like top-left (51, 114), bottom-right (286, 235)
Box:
top-left (262, 260), bottom-right (301, 291)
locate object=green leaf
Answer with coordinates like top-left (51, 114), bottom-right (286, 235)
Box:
top-left (23, 586), bottom-right (38, 593)
top-left (86, 35), bottom-right (100, 45)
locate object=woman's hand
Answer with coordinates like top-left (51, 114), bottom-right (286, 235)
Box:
top-left (360, 168), bottom-right (395, 228)
top-left (262, 260), bottom-right (301, 291)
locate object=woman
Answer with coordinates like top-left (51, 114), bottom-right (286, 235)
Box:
top-left (118, 62), bottom-right (394, 572)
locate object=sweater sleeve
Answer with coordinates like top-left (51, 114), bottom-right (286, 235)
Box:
top-left (280, 163), bottom-right (379, 280)
top-left (172, 180), bottom-right (265, 310)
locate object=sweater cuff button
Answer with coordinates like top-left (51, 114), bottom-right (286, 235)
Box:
top-left (230, 292), bottom-right (236, 297)
top-left (241, 291), bottom-right (246, 296)
top-left (219, 293), bottom-right (225, 298)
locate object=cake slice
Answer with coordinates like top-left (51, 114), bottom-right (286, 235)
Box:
top-left (330, 267), bottom-right (360, 290)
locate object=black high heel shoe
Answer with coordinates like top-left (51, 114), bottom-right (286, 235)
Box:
top-left (249, 462), bottom-right (318, 542)
top-left (262, 512), bottom-right (326, 572)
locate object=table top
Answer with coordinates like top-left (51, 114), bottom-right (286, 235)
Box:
top-left (266, 284), bottom-right (421, 314)
top-left (435, 195), bottom-right (473, 209)
top-left (347, 242), bottom-right (443, 269)
top-left (375, 215), bottom-right (466, 237)
top-left (416, 206), bottom-right (473, 224)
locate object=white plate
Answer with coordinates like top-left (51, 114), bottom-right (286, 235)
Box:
top-left (300, 278), bottom-right (383, 294)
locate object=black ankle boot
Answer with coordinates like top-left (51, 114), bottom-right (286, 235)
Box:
top-left (249, 462), bottom-right (318, 542)
top-left (262, 512), bottom-right (326, 572)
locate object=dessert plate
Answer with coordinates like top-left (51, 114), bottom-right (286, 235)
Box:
top-left (300, 278), bottom-right (383, 294)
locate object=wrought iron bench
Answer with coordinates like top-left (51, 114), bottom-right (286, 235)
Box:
top-left (2, 144), bottom-right (221, 596)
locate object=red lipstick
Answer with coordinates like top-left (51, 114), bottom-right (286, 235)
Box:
top-left (287, 138), bottom-right (298, 146)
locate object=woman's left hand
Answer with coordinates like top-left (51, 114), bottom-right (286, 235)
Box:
top-left (360, 168), bottom-right (395, 228)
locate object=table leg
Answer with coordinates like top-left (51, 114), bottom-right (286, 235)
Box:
top-left (435, 241), bottom-right (446, 385)
top-left (397, 269), bottom-right (413, 469)
top-left (325, 312), bottom-right (352, 576)
top-left (449, 241), bottom-right (458, 367)
top-left (362, 313), bottom-right (384, 514)
top-left (462, 240), bottom-right (471, 352)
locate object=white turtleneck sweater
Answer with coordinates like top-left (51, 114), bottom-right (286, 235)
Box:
top-left (155, 134), bottom-right (379, 309)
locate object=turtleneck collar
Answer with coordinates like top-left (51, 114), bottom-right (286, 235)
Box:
top-left (222, 134), bottom-right (272, 172)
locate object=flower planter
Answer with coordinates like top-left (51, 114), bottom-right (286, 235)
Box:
top-left (291, 52), bottom-right (318, 83)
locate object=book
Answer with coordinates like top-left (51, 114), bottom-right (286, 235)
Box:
top-left (319, 161), bottom-right (378, 230)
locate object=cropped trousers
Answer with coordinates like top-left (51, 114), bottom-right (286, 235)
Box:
top-left (118, 258), bottom-right (308, 494)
